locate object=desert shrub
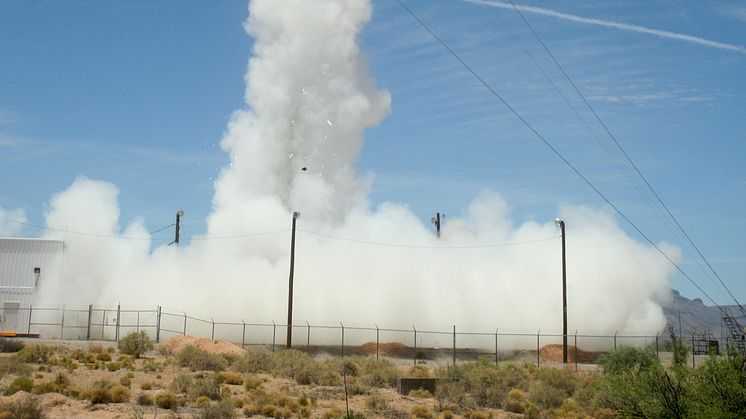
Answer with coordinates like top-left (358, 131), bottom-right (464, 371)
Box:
top-left (191, 373), bottom-right (223, 400)
top-left (365, 393), bottom-right (388, 411)
top-left (137, 393), bottom-right (154, 406)
top-left (261, 404), bottom-right (278, 417)
top-left (232, 347), bottom-right (274, 373)
top-left (690, 353), bottom-right (746, 418)
top-left (411, 404), bottom-right (433, 418)
top-left (536, 367), bottom-right (578, 398)
top-left (0, 357), bottom-right (31, 376)
top-left (105, 362), bottom-right (120, 371)
top-left (7, 376), bottom-right (34, 395)
top-left (108, 385), bottom-right (131, 403)
top-left (528, 381), bottom-right (566, 410)
top-left (219, 371), bottom-right (244, 385)
top-left (170, 372), bottom-right (194, 394)
top-left (503, 388), bottom-right (526, 413)
top-left (195, 399), bottom-right (236, 418)
top-left (119, 355), bottom-right (135, 370)
top-left (599, 346), bottom-right (657, 375)
top-left (140, 381), bottom-right (155, 390)
top-left (118, 331), bottom-right (153, 359)
top-left (177, 346), bottom-right (227, 372)
top-left (154, 391), bottom-right (182, 409)
top-left (244, 374), bottom-right (262, 391)
top-left (273, 350), bottom-right (314, 380)
top-left (321, 407), bottom-right (341, 419)
top-left (410, 388), bottom-right (432, 398)
top-left (299, 406), bottom-right (312, 417)
top-left (342, 359), bottom-right (360, 376)
top-left (232, 398), bottom-right (244, 408)
top-left (468, 411), bottom-right (490, 419)
top-left (119, 375), bottom-right (132, 387)
top-left (408, 365), bottom-right (430, 378)
top-left (0, 395), bottom-right (45, 419)
top-left (0, 337), bottom-right (24, 353)
top-left (243, 404), bottom-right (259, 416)
top-left (441, 410), bottom-right (455, 419)
top-left (32, 381), bottom-right (64, 395)
top-left (16, 345), bottom-right (53, 364)
top-left (83, 380), bottom-right (113, 404)
top-left (87, 343), bottom-right (104, 354)
top-left (96, 352), bottom-right (111, 361)
top-left (354, 357), bottom-right (398, 388)
top-left (195, 395), bottom-right (211, 407)
top-left (436, 358), bottom-right (528, 409)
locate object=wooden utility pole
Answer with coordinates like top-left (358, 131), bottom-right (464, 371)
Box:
top-left (286, 211), bottom-right (300, 348)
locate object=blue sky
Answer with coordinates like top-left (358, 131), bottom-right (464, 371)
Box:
top-left (1, 0), bottom-right (744, 305)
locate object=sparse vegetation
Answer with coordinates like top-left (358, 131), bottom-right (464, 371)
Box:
top-left (177, 345), bottom-right (227, 371)
top-left (7, 376), bottom-right (34, 395)
top-left (118, 331), bottom-right (154, 358)
top-left (0, 394), bottom-right (45, 419)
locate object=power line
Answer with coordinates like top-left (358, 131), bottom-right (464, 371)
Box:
top-left (393, 0), bottom-right (730, 317)
top-left (149, 223), bottom-right (175, 235)
top-left (298, 229), bottom-right (557, 249)
top-left (506, 0), bottom-right (745, 316)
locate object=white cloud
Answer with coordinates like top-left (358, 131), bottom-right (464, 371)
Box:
top-left (0, 206), bottom-right (27, 236)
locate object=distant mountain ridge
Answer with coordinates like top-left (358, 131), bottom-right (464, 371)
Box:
top-left (662, 289), bottom-right (745, 338)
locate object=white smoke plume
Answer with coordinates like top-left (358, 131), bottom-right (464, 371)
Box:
top-left (32, 0), bottom-right (676, 340)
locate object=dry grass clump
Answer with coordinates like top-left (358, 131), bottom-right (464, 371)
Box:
top-left (365, 393), bottom-right (388, 411)
top-left (154, 391), bottom-right (183, 409)
top-left (177, 345), bottom-right (227, 372)
top-left (6, 376), bottom-right (34, 395)
top-left (16, 344), bottom-right (54, 364)
top-left (196, 400), bottom-right (237, 418)
top-left (411, 404), bottom-right (433, 418)
top-left (0, 394), bottom-right (45, 419)
top-left (79, 380), bottom-right (130, 404)
top-left (219, 371), bottom-right (244, 385)
top-left (140, 380), bottom-right (155, 390)
top-left (32, 373), bottom-right (73, 397)
top-left (0, 357), bottom-right (31, 376)
top-left (348, 356), bottom-right (398, 388)
top-left (273, 349), bottom-right (340, 385)
top-left (137, 393), bottom-right (154, 406)
top-left (409, 388), bottom-right (433, 398)
top-left (408, 365), bottom-right (431, 378)
top-left (435, 358), bottom-right (529, 410)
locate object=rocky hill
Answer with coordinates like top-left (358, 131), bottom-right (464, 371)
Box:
top-left (662, 289), bottom-right (745, 338)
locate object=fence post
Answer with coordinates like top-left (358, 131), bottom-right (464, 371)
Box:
top-left (183, 312), bottom-right (187, 336)
top-left (655, 332), bottom-right (659, 357)
top-left (691, 335), bottom-right (695, 368)
top-left (115, 304), bottom-right (121, 341)
top-left (101, 310), bottom-right (106, 340)
top-left (413, 325), bottom-right (417, 365)
top-left (574, 331), bottom-right (578, 372)
top-left (495, 328), bottom-right (498, 365)
top-left (27, 305), bottom-right (33, 335)
top-left (306, 321), bottom-right (310, 349)
top-left (375, 324), bottom-right (379, 361)
top-left (241, 319), bottom-right (246, 348)
top-left (86, 304), bottom-right (92, 340)
top-left (211, 318), bottom-right (215, 341)
top-left (452, 325), bottom-right (456, 366)
top-left (60, 304), bottom-right (66, 340)
top-left (341, 322), bottom-right (345, 359)
top-left (156, 306), bottom-right (161, 343)
top-left (536, 329), bottom-right (540, 367)
top-left (614, 332), bottom-right (617, 350)
top-left (272, 321), bottom-right (276, 353)
top-left (136, 311), bottom-right (140, 333)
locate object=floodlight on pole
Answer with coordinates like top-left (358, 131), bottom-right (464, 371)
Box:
top-left (555, 218), bottom-right (568, 363)
top-left (286, 211), bottom-right (300, 348)
top-left (175, 210), bottom-right (185, 246)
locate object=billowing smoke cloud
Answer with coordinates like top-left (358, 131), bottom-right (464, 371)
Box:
top-left (0, 206), bottom-right (27, 236)
top-left (32, 0), bottom-right (675, 338)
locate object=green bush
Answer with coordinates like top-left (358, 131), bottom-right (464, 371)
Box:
top-left (170, 372), bottom-right (194, 394)
top-left (118, 331), bottom-right (153, 359)
top-left (435, 357), bottom-right (529, 409)
top-left (108, 385), bottom-right (131, 403)
top-left (7, 376), bottom-right (34, 395)
top-left (0, 337), bottom-right (24, 353)
top-left (355, 357), bottom-right (398, 388)
top-left (177, 346), bottom-right (227, 371)
top-left (599, 346), bottom-right (657, 375)
top-left (16, 345), bottom-right (53, 364)
top-left (527, 381), bottom-right (566, 410)
top-left (191, 373), bottom-right (223, 400)
top-left (83, 380), bottom-right (114, 404)
top-left (0, 394), bottom-right (45, 418)
top-left (232, 347), bottom-right (274, 373)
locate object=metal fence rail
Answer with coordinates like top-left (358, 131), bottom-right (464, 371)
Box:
top-left (0, 304), bottom-right (732, 369)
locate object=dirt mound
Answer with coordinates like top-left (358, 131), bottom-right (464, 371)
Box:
top-left (360, 342), bottom-right (411, 358)
top-left (159, 335), bottom-right (245, 356)
top-left (540, 344), bottom-right (601, 363)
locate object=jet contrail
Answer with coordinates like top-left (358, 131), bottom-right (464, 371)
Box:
top-left (464, 0), bottom-right (746, 54)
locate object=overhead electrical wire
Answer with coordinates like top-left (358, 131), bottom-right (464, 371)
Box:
top-left (393, 0), bottom-right (732, 318)
top-left (506, 0), bottom-right (745, 316)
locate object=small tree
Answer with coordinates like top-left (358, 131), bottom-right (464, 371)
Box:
top-left (118, 331), bottom-right (153, 358)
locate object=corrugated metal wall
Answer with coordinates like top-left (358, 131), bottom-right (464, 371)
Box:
top-left (0, 237), bottom-right (63, 331)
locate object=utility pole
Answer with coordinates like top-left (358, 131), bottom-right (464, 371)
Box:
top-left (286, 211), bottom-right (300, 348)
top-left (431, 212), bottom-right (443, 238)
top-left (555, 218), bottom-right (568, 363)
top-left (175, 210), bottom-right (184, 246)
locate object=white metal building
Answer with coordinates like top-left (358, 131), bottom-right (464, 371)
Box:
top-left (0, 237), bottom-right (63, 332)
